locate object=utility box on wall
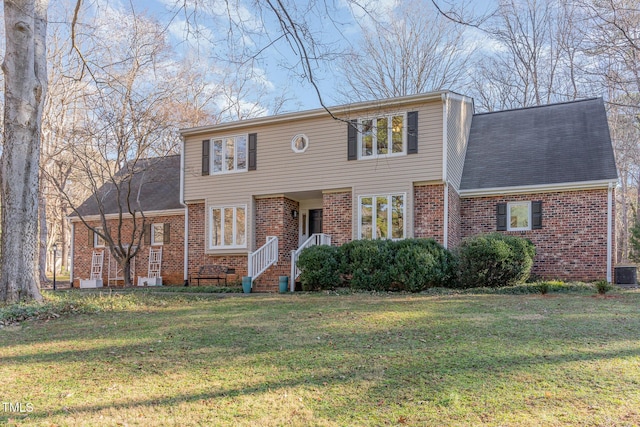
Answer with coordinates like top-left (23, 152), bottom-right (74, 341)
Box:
top-left (614, 265), bottom-right (637, 286)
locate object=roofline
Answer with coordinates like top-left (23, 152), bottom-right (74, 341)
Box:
top-left (68, 208), bottom-right (185, 222)
top-left (180, 91), bottom-right (453, 137)
top-left (473, 97), bottom-right (603, 117)
top-left (459, 179), bottom-right (618, 198)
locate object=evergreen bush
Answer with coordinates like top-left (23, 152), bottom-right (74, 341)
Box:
top-left (456, 233), bottom-right (536, 288)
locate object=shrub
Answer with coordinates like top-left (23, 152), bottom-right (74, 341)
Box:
top-left (392, 239), bottom-right (456, 291)
top-left (595, 279), bottom-right (612, 295)
top-left (340, 240), bottom-right (396, 291)
top-left (538, 282), bottom-right (550, 295)
top-left (456, 233), bottom-right (536, 288)
top-left (296, 245), bottom-right (341, 291)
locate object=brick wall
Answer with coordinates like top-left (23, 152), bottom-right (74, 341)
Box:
top-left (187, 202), bottom-right (247, 285)
top-left (460, 189), bottom-right (615, 281)
top-left (253, 197), bottom-right (299, 291)
top-left (72, 213), bottom-right (185, 287)
top-left (414, 184), bottom-right (445, 244)
top-left (323, 191), bottom-right (352, 246)
top-left (447, 185), bottom-right (462, 248)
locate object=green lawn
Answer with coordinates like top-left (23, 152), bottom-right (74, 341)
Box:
top-left (1, 289), bottom-right (640, 426)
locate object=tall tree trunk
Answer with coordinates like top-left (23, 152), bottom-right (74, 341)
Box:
top-left (38, 187), bottom-right (49, 287)
top-left (0, 0), bottom-right (49, 303)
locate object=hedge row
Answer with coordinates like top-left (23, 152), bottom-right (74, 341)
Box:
top-left (296, 233), bottom-right (536, 292)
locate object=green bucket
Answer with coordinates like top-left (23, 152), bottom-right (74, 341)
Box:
top-left (242, 276), bottom-right (252, 293)
top-left (279, 276), bottom-right (289, 293)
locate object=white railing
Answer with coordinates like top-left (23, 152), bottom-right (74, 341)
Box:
top-left (247, 236), bottom-right (279, 284)
top-left (290, 233), bottom-right (332, 291)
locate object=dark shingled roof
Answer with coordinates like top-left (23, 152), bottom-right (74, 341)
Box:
top-left (460, 98), bottom-right (618, 191)
top-left (73, 155), bottom-right (182, 217)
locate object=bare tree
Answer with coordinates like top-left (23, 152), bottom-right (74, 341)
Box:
top-left (470, 0), bottom-right (593, 111)
top-left (1, 0), bottom-right (49, 303)
top-left (338, 0), bottom-right (475, 101)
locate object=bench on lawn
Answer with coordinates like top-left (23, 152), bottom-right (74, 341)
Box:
top-left (188, 265), bottom-right (236, 286)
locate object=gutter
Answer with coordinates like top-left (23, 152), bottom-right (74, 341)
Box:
top-left (442, 93), bottom-right (449, 249)
top-left (459, 179), bottom-right (618, 198)
top-left (180, 136), bottom-right (189, 286)
top-left (607, 182), bottom-right (614, 283)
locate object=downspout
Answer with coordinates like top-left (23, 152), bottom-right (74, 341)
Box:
top-left (180, 135), bottom-right (189, 286)
top-left (69, 220), bottom-right (75, 288)
top-left (442, 93), bottom-right (449, 249)
top-left (607, 182), bottom-right (613, 283)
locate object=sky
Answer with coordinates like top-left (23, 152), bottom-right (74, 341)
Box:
top-left (105, 0), bottom-right (497, 115)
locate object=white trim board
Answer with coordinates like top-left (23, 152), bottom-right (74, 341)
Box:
top-left (68, 208), bottom-right (185, 223)
top-left (459, 180), bottom-right (617, 198)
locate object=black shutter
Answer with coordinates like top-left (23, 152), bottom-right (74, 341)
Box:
top-left (496, 203), bottom-right (507, 231)
top-left (347, 120), bottom-right (357, 160)
top-left (407, 111), bottom-right (418, 154)
top-left (202, 140), bottom-right (210, 176)
top-left (88, 228), bottom-right (94, 247)
top-left (532, 201), bottom-right (543, 230)
top-left (144, 223), bottom-right (151, 245)
top-left (248, 133), bottom-right (257, 170)
top-left (163, 223), bottom-right (171, 243)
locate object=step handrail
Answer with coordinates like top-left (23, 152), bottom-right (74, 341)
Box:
top-left (248, 236), bottom-right (278, 285)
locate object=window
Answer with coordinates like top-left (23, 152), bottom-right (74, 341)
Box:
top-left (94, 227), bottom-right (105, 248)
top-left (497, 201), bottom-right (542, 231)
top-left (210, 135), bottom-right (248, 174)
top-left (209, 205), bottom-right (246, 249)
top-left (507, 202), bottom-right (531, 231)
top-left (359, 194), bottom-right (405, 239)
top-left (291, 134), bottom-right (309, 153)
top-left (358, 114), bottom-right (405, 159)
top-left (151, 223), bottom-right (164, 245)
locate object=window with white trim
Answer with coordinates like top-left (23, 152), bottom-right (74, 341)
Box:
top-left (358, 114), bottom-right (405, 159)
top-left (211, 135), bottom-right (248, 174)
top-left (507, 201), bottom-right (531, 231)
top-left (291, 134), bottom-right (309, 153)
top-left (209, 205), bottom-right (247, 249)
top-left (359, 194), bottom-right (405, 239)
top-left (151, 223), bottom-right (165, 245)
top-left (94, 226), bottom-right (105, 248)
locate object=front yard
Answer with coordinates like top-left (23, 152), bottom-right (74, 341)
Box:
top-left (1, 289), bottom-right (640, 426)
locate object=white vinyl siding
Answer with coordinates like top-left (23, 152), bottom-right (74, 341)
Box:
top-left (184, 99), bottom-right (444, 244)
top-left (446, 97), bottom-right (474, 189)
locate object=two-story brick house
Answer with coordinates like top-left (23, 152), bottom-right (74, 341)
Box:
top-left (179, 91), bottom-right (618, 291)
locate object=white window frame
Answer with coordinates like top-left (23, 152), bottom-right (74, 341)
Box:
top-left (94, 226), bottom-right (105, 248)
top-left (357, 113), bottom-right (407, 160)
top-left (507, 201), bottom-right (532, 231)
top-left (208, 205), bottom-right (247, 249)
top-left (291, 134), bottom-right (309, 153)
top-left (358, 193), bottom-right (406, 240)
top-left (210, 135), bottom-right (248, 175)
top-left (151, 223), bottom-right (164, 245)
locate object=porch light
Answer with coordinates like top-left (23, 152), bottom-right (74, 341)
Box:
top-left (291, 210), bottom-right (299, 219)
